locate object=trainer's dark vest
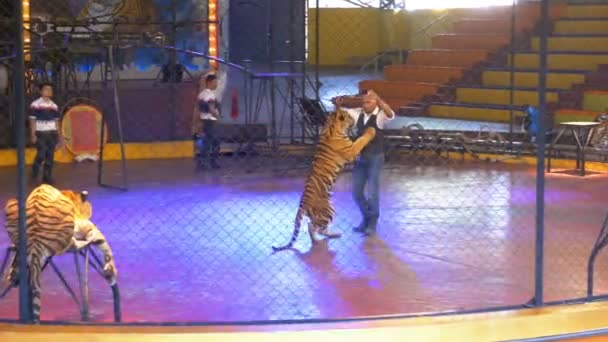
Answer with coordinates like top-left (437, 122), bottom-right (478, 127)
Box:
top-left (355, 111), bottom-right (384, 157)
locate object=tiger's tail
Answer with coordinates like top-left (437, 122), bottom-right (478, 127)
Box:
top-left (3, 199), bottom-right (19, 287)
top-left (0, 252), bottom-right (17, 300)
top-left (5, 252), bottom-right (18, 288)
top-left (272, 207), bottom-right (304, 252)
top-left (28, 247), bottom-right (46, 324)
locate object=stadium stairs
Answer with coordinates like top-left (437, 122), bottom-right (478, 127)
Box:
top-left (360, 1), bottom-right (608, 126)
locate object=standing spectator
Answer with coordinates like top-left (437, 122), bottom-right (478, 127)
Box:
top-left (193, 66), bottom-right (227, 169)
top-left (29, 82), bottom-right (60, 184)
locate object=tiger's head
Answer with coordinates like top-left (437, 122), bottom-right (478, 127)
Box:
top-left (61, 190), bottom-right (92, 220)
top-left (322, 109), bottom-right (355, 138)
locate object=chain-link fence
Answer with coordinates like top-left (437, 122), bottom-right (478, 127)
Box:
top-left (1, 0), bottom-right (608, 325)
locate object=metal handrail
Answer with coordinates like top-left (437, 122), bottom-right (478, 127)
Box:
top-left (359, 49), bottom-right (406, 72)
top-left (358, 11), bottom-right (452, 72)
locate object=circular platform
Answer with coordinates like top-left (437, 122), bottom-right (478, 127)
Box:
top-left (2, 301), bottom-right (608, 341)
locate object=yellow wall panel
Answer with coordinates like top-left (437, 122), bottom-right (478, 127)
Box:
top-left (381, 10), bottom-right (410, 51)
top-left (0, 141), bottom-right (195, 167)
top-left (307, 8), bottom-right (409, 66)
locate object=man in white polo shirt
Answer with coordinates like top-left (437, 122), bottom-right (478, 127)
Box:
top-left (29, 82), bottom-right (60, 184)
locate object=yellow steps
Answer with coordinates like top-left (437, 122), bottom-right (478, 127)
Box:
top-left (358, 80), bottom-right (440, 101)
top-left (428, 104), bottom-right (524, 123)
top-left (583, 90), bottom-right (608, 112)
top-left (451, 17), bottom-right (540, 35)
top-left (460, 3), bottom-right (566, 22)
top-left (407, 49), bottom-right (490, 67)
top-left (383, 97), bottom-right (414, 110)
top-left (431, 34), bottom-right (511, 51)
top-left (554, 20), bottom-right (608, 35)
top-left (456, 87), bottom-right (560, 107)
top-left (482, 70), bottom-right (585, 89)
top-left (451, 19), bottom-right (512, 35)
top-left (554, 109), bottom-right (600, 123)
top-left (512, 52), bottom-right (608, 71)
top-left (531, 36), bottom-right (608, 52)
top-left (566, 5), bottom-right (608, 18)
top-left (383, 65), bottom-right (465, 84)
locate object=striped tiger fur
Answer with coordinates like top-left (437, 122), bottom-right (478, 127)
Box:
top-left (272, 109), bottom-right (376, 251)
top-left (3, 184), bottom-right (117, 323)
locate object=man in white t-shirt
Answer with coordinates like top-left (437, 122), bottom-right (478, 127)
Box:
top-left (194, 66), bottom-right (227, 169)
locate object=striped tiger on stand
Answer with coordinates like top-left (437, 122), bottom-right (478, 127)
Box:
top-left (272, 109), bottom-right (376, 252)
top-left (3, 184), bottom-right (117, 323)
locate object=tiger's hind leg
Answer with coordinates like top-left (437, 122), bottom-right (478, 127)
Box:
top-left (308, 222), bottom-right (320, 245)
top-left (317, 221), bottom-right (342, 239)
top-left (316, 205), bottom-right (341, 239)
top-left (311, 222), bottom-right (341, 241)
top-left (318, 228), bottom-right (342, 239)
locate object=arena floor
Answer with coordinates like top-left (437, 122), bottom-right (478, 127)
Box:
top-left (0, 156), bottom-right (607, 323)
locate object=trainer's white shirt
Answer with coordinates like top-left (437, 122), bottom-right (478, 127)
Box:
top-left (197, 70), bottom-right (227, 121)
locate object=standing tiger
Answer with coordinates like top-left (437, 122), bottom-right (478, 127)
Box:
top-left (272, 109), bottom-right (376, 251)
top-left (3, 184), bottom-right (117, 323)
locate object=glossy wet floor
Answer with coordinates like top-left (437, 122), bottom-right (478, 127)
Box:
top-left (0, 158), bottom-right (607, 323)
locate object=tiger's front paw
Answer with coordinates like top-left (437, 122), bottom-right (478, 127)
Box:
top-left (103, 260), bottom-right (118, 286)
top-left (364, 127), bottom-right (376, 138)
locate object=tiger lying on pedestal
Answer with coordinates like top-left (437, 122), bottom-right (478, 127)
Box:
top-left (272, 108), bottom-right (376, 252)
top-left (3, 184), bottom-right (117, 323)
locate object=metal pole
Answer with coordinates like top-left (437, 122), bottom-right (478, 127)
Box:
top-left (267, 0), bottom-right (273, 72)
top-left (289, 78), bottom-right (294, 143)
top-left (534, 0), bottom-right (549, 307)
top-left (108, 44), bottom-right (129, 190)
top-left (97, 49), bottom-right (109, 186)
top-left (289, 0), bottom-right (295, 143)
top-left (302, 0), bottom-right (308, 143)
top-left (97, 104), bottom-right (106, 186)
top-left (248, 69), bottom-right (254, 124)
top-left (271, 77), bottom-right (277, 150)
top-left (169, 0), bottom-right (177, 139)
top-left (14, 0), bottom-right (32, 322)
top-left (508, 0), bottom-right (516, 149)
top-left (170, 0), bottom-right (178, 80)
top-left (243, 62), bottom-right (249, 124)
top-left (314, 0), bottom-right (320, 100)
